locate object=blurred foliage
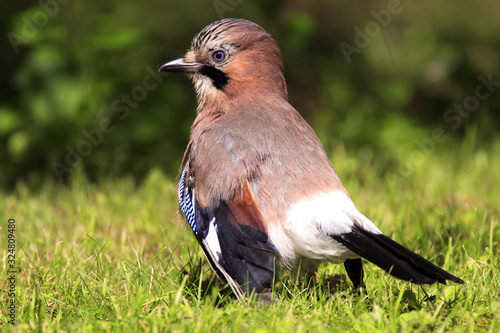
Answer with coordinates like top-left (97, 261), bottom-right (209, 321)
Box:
top-left (1, 0), bottom-right (499, 188)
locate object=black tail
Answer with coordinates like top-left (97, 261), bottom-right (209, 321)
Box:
top-left (332, 223), bottom-right (464, 285)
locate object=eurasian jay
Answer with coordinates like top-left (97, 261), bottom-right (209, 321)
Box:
top-left (159, 18), bottom-right (464, 300)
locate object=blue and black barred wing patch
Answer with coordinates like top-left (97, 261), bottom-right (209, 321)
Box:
top-left (178, 167), bottom-right (197, 234)
top-left (178, 167), bottom-right (280, 299)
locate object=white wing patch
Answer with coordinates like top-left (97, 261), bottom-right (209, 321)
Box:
top-left (200, 217), bottom-right (245, 301)
top-left (205, 217), bottom-right (222, 261)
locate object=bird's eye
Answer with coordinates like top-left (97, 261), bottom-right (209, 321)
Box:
top-left (212, 50), bottom-right (227, 62)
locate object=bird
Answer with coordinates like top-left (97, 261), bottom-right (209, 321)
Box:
top-left (159, 18), bottom-right (464, 301)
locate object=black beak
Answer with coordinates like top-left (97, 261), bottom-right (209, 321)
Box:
top-left (159, 58), bottom-right (203, 73)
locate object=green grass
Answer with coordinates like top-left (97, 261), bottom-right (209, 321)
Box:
top-left (1, 137), bottom-right (499, 332)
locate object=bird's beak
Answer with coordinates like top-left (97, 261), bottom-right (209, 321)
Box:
top-left (159, 58), bottom-right (203, 73)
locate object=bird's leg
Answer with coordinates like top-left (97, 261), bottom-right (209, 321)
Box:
top-left (292, 259), bottom-right (319, 285)
top-left (344, 258), bottom-right (365, 291)
top-left (255, 291), bottom-right (277, 304)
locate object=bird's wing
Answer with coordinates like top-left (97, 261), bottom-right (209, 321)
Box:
top-left (178, 166), bottom-right (280, 300)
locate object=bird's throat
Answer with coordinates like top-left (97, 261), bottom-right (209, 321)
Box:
top-left (199, 66), bottom-right (229, 90)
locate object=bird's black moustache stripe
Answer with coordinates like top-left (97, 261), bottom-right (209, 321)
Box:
top-left (199, 65), bottom-right (229, 90)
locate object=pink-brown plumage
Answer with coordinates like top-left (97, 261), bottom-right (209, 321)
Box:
top-left (160, 18), bottom-right (463, 301)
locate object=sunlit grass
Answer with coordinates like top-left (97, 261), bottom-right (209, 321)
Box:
top-left (1, 137), bottom-right (499, 332)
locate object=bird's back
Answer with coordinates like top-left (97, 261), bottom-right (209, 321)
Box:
top-left (186, 98), bottom-right (346, 222)
top-left (161, 18), bottom-right (464, 301)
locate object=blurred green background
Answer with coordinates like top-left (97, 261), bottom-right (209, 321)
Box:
top-left (1, 0), bottom-right (499, 188)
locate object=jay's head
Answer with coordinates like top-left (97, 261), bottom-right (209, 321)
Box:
top-left (160, 18), bottom-right (287, 106)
